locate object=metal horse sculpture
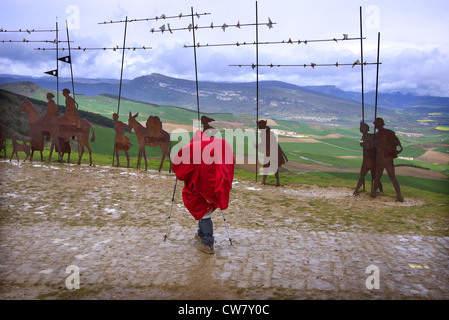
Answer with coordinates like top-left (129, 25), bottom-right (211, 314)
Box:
top-left (128, 112), bottom-right (171, 172)
top-left (19, 95), bottom-right (71, 162)
top-left (18, 98), bottom-right (45, 162)
top-left (19, 99), bottom-right (95, 165)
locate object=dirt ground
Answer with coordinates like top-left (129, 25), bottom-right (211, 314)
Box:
top-left (416, 150), bottom-right (449, 165)
top-left (0, 159), bottom-right (448, 300)
top-left (281, 161), bottom-right (449, 181)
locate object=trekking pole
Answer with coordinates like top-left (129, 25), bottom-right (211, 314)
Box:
top-left (220, 209), bottom-right (233, 246)
top-left (163, 178), bottom-right (178, 242)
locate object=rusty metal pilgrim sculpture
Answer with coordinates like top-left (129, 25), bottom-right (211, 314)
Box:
top-left (128, 112), bottom-right (171, 172)
top-left (354, 118), bottom-right (403, 201)
top-left (113, 113), bottom-right (132, 167)
top-left (257, 120), bottom-right (288, 186)
top-left (19, 89), bottom-right (95, 165)
top-left (371, 117), bottom-right (403, 201)
top-left (201, 115), bottom-right (218, 137)
top-left (43, 93), bottom-right (72, 163)
top-left (353, 122), bottom-right (382, 195)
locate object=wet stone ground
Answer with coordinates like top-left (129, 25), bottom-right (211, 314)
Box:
top-left (0, 160), bottom-right (448, 299)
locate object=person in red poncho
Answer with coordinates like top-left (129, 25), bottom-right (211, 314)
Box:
top-left (172, 127), bottom-right (235, 254)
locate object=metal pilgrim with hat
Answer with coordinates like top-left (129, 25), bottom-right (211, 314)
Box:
top-left (352, 30), bottom-right (404, 202)
top-left (370, 117), bottom-right (403, 202)
top-left (113, 112), bottom-right (132, 168)
top-left (353, 121), bottom-right (383, 195)
top-left (353, 117), bottom-right (403, 202)
top-left (257, 119), bottom-right (288, 186)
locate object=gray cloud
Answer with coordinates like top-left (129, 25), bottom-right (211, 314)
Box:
top-left (1, 0), bottom-right (448, 97)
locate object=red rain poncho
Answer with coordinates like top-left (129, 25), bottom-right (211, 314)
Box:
top-left (172, 131), bottom-right (235, 220)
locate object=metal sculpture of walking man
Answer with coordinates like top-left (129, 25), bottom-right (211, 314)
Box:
top-left (371, 117), bottom-right (403, 202)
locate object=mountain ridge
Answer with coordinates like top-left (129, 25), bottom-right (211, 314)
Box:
top-left (1, 73), bottom-right (448, 124)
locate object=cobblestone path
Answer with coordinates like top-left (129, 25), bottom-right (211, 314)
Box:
top-left (0, 161), bottom-right (448, 299)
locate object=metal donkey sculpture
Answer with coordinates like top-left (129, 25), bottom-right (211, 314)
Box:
top-left (128, 112), bottom-right (171, 172)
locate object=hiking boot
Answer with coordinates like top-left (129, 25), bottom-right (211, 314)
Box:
top-left (200, 244), bottom-right (215, 254)
top-left (194, 234), bottom-right (215, 254)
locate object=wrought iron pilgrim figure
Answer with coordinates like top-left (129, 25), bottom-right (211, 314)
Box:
top-left (371, 117), bottom-right (403, 202)
top-left (19, 97), bottom-right (95, 165)
top-left (46, 93), bottom-right (71, 162)
top-left (113, 113), bottom-right (132, 167)
top-left (353, 122), bottom-right (383, 195)
top-left (201, 115), bottom-right (218, 137)
top-left (257, 120), bottom-right (288, 186)
top-left (62, 88), bottom-right (80, 128)
top-left (45, 93), bottom-right (59, 117)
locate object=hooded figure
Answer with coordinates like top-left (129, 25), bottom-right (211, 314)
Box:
top-left (172, 130), bottom-right (235, 253)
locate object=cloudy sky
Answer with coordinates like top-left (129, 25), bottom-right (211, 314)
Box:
top-left (1, 0), bottom-right (448, 97)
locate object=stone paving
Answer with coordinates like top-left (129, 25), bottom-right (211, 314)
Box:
top-left (0, 160), bottom-right (448, 299)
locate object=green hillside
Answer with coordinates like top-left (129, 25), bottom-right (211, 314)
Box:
top-left (1, 83), bottom-right (448, 192)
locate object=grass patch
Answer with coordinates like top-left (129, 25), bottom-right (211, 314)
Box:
top-left (233, 169), bottom-right (449, 196)
top-left (319, 171), bottom-right (449, 195)
top-left (233, 169), bottom-right (449, 236)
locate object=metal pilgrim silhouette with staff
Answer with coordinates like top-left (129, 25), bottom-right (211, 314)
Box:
top-left (257, 120), bottom-right (288, 187)
top-left (353, 122), bottom-right (382, 195)
top-left (371, 117), bottom-right (403, 202)
top-left (354, 117), bottom-right (403, 202)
